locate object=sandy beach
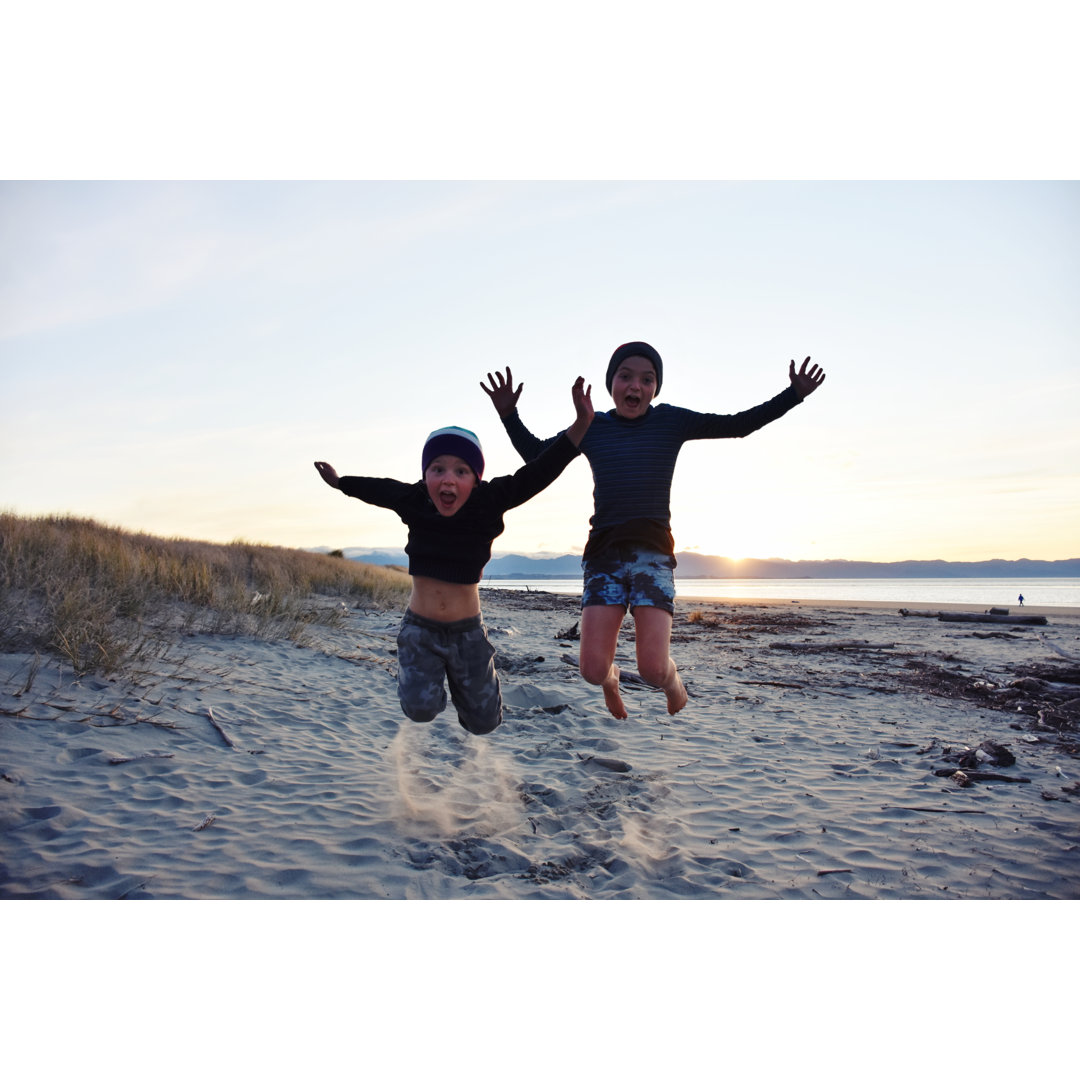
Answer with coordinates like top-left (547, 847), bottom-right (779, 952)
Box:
top-left (2, 590), bottom-right (1078, 900)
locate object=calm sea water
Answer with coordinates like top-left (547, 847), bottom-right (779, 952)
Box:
top-left (482, 577), bottom-right (1080, 608)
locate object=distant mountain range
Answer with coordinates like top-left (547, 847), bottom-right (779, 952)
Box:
top-left (311, 547), bottom-right (1080, 579)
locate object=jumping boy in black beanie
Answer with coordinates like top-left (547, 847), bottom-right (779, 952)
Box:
top-left (315, 376), bottom-right (593, 735)
top-left (483, 344), bottom-right (824, 719)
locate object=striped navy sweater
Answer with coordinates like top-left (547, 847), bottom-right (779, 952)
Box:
top-left (500, 386), bottom-right (802, 559)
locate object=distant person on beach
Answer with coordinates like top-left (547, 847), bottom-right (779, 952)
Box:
top-left (315, 377), bottom-right (593, 735)
top-left (1019, 594), bottom-right (1025, 606)
top-left (482, 343), bottom-right (825, 719)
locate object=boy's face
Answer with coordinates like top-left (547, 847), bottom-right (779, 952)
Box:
top-left (424, 454), bottom-right (478, 516)
top-left (611, 355), bottom-right (657, 419)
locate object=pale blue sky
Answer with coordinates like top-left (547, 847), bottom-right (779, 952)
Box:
top-left (2, 180), bottom-right (1077, 562)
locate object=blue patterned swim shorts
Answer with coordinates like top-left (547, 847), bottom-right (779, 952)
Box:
top-left (581, 547), bottom-right (676, 615)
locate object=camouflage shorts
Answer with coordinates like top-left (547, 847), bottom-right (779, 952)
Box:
top-left (395, 610), bottom-right (502, 735)
top-left (581, 547), bottom-right (677, 614)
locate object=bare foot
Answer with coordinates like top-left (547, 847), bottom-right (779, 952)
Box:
top-left (602, 665), bottom-right (628, 719)
top-left (663, 669), bottom-right (688, 715)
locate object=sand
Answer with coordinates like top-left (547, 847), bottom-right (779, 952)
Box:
top-left (2, 590), bottom-right (1079, 900)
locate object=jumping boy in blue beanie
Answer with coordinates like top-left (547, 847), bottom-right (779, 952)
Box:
top-left (314, 376), bottom-right (593, 735)
top-left (482, 344), bottom-right (824, 719)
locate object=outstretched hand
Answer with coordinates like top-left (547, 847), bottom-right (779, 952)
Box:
top-left (481, 367), bottom-right (523, 418)
top-left (566, 376), bottom-right (594, 447)
top-left (314, 461), bottom-right (341, 489)
top-left (789, 356), bottom-right (826, 399)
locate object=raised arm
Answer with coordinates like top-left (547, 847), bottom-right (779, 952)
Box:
top-left (318, 462), bottom-right (413, 512)
top-left (481, 367), bottom-right (523, 418)
top-left (481, 365), bottom-right (557, 462)
top-left (565, 376), bottom-right (594, 447)
top-left (679, 359), bottom-right (822, 442)
top-left (789, 356), bottom-right (826, 399)
top-left (314, 461), bottom-right (341, 489)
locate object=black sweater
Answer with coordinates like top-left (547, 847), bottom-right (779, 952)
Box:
top-left (338, 433), bottom-right (580, 584)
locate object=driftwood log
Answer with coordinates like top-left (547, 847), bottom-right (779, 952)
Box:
top-left (939, 612), bottom-right (1047, 625)
top-left (933, 768), bottom-right (1031, 784)
top-left (899, 609), bottom-right (1047, 626)
top-left (769, 640), bottom-right (897, 652)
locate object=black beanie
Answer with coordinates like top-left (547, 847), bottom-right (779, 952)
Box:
top-left (606, 342), bottom-right (663, 397)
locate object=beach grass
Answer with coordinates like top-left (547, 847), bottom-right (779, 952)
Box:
top-left (0, 513), bottom-right (410, 676)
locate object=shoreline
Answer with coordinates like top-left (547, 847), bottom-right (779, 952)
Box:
top-left (484, 585), bottom-right (1079, 618)
top-left (676, 595), bottom-right (1080, 618)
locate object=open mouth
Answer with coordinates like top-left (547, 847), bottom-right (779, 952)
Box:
top-left (436, 488), bottom-right (467, 515)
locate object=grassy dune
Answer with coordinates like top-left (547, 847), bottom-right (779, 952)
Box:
top-left (0, 513), bottom-right (410, 675)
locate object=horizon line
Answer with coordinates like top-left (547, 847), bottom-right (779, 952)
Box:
top-left (323, 546), bottom-right (1080, 566)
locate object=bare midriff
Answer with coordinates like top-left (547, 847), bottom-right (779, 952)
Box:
top-left (408, 575), bottom-right (482, 622)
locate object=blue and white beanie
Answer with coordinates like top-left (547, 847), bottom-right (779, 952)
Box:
top-left (422, 426), bottom-right (485, 479)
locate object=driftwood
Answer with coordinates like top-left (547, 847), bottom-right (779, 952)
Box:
top-left (740, 679), bottom-right (806, 689)
top-left (939, 612), bottom-right (1047, 625)
top-left (899, 608), bottom-right (1046, 625)
top-left (933, 768), bottom-right (1031, 784)
top-left (206, 707), bottom-right (236, 747)
top-left (769, 640), bottom-right (896, 652)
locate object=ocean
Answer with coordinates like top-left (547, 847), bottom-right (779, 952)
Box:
top-left (482, 576), bottom-right (1080, 608)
